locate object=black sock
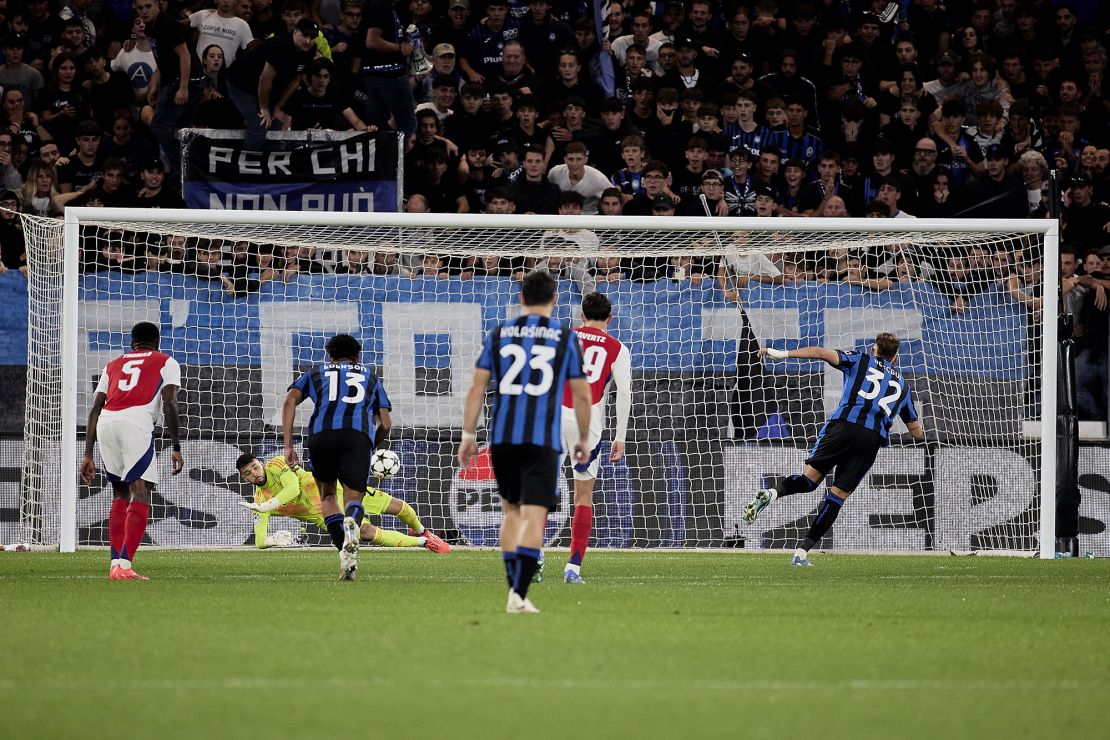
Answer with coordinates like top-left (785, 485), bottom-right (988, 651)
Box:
top-left (775, 474), bottom-right (819, 498)
top-left (345, 502), bottom-right (365, 527)
top-left (325, 513), bottom-right (345, 551)
top-left (502, 552), bottom-right (518, 587)
top-left (513, 547), bottom-right (542, 599)
top-left (802, 492), bottom-right (844, 550)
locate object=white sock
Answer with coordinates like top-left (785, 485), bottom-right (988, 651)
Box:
top-left (118, 558), bottom-right (132, 570)
top-left (110, 558), bottom-right (120, 569)
top-left (793, 548), bottom-right (808, 561)
top-left (769, 489), bottom-right (779, 502)
top-left (414, 526), bottom-right (426, 535)
top-left (565, 563), bottom-right (580, 575)
top-left (417, 537), bottom-right (427, 546)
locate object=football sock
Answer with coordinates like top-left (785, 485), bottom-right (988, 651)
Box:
top-left (775, 474), bottom-right (819, 498)
top-left (370, 528), bottom-right (422, 547)
top-left (109, 498), bottom-right (128, 565)
top-left (324, 513), bottom-right (345, 550)
top-left (502, 551), bottom-right (518, 587)
top-left (391, 501), bottom-right (424, 534)
top-left (345, 502), bottom-right (365, 527)
top-left (513, 547), bottom-right (542, 599)
top-left (121, 501), bottom-right (149, 564)
top-left (801, 492), bottom-right (844, 550)
top-left (568, 505), bottom-right (592, 567)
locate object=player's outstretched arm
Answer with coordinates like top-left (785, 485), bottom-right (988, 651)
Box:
top-left (281, 388), bottom-right (303, 467)
top-left (161, 384), bottom-right (183, 475)
top-left (80, 392), bottom-right (107, 483)
top-left (459, 368), bottom-right (491, 467)
top-left (570, 377), bottom-right (592, 463)
top-left (759, 346), bottom-right (841, 365)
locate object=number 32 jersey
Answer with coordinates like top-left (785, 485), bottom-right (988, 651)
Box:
top-left (561, 326), bottom-right (632, 441)
top-left (95, 350), bottom-right (182, 430)
top-left (476, 314), bottom-right (586, 452)
top-left (828, 349), bottom-right (919, 444)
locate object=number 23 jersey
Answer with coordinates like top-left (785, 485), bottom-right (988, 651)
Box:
top-left (95, 350), bottom-right (181, 430)
top-left (828, 349), bottom-right (918, 444)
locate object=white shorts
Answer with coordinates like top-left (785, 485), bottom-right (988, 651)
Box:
top-left (560, 407), bottom-right (604, 481)
top-left (98, 416), bottom-right (158, 485)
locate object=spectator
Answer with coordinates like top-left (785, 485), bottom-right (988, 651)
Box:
top-left (111, 15), bottom-right (157, 113)
top-left (411, 148), bottom-right (467, 213)
top-left (416, 74), bottom-right (457, 124)
top-left (544, 49), bottom-right (604, 116)
top-left (189, 0), bottom-right (254, 68)
top-left (610, 133), bottom-right (646, 199)
top-left (360, 0), bottom-right (416, 136)
top-left (2, 88), bottom-right (48, 157)
top-left (134, 158), bottom-right (184, 209)
top-left (443, 82), bottom-right (490, 151)
top-left (139, 0), bottom-right (204, 174)
top-left (1062, 175), bottom-right (1110, 250)
top-left (507, 144), bottom-right (561, 214)
top-left (325, 0), bottom-right (366, 90)
top-left (681, 168), bottom-right (726, 216)
top-left (753, 184), bottom-right (777, 217)
top-left (81, 48), bottom-right (133, 132)
top-left (779, 95), bottom-right (822, 173)
top-left (38, 53), bottom-right (88, 152)
top-left (285, 58), bottom-right (370, 131)
top-left (226, 18), bottom-right (320, 151)
top-left (98, 113), bottom-right (156, 183)
top-left (0, 33), bottom-right (44, 102)
top-left (0, 189), bottom-right (27, 276)
top-left (597, 187), bottom-right (623, 215)
top-left (798, 151), bottom-right (850, 216)
top-left (20, 160), bottom-right (80, 216)
top-left (723, 148), bottom-right (755, 215)
top-left (546, 141), bottom-right (611, 215)
top-left (459, 0), bottom-right (519, 84)
top-left (672, 135), bottom-right (710, 203)
top-left (956, 144), bottom-right (1026, 218)
top-left (758, 49), bottom-right (818, 118)
top-left (611, 10), bottom-right (660, 72)
top-left (517, 0), bottom-right (572, 81)
top-left (78, 157), bottom-right (134, 208)
top-left (875, 177), bottom-right (915, 218)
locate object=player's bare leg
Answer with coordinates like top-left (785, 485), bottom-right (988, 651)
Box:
top-left (506, 503), bottom-right (545, 613)
top-left (743, 464), bottom-right (826, 524)
top-left (564, 478), bottom-right (596, 584)
top-left (115, 480), bottom-right (153, 580)
top-left (792, 485), bottom-right (852, 566)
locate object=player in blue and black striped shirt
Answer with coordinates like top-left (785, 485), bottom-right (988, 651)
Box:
top-left (459, 271), bottom-right (592, 613)
top-left (282, 333), bottom-right (392, 580)
top-left (742, 333), bottom-right (925, 566)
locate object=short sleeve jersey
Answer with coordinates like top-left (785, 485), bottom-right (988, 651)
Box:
top-left (290, 362), bottom-right (392, 438)
top-left (562, 326), bottom-right (629, 409)
top-left (94, 350), bottom-right (181, 430)
top-left (827, 349), bottom-right (919, 444)
top-left (476, 314), bottom-right (586, 452)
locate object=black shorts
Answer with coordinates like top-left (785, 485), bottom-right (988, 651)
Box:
top-left (306, 428), bottom-right (372, 493)
top-left (491, 444), bottom-right (561, 510)
top-left (805, 421), bottom-right (883, 493)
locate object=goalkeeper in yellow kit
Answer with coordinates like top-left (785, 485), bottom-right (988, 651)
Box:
top-left (234, 452), bottom-right (450, 553)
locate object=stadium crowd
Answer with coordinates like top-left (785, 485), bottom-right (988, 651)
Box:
top-left (0, 0), bottom-right (1106, 414)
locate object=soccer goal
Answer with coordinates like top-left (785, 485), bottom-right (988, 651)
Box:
top-left (16, 208), bottom-right (1059, 557)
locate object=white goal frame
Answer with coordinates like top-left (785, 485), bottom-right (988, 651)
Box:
top-left (55, 208), bottom-right (1059, 556)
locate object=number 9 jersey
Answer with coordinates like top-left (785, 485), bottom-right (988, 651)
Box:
top-left (560, 326), bottom-right (632, 478)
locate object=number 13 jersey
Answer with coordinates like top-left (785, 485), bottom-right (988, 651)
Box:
top-left (290, 363), bottom-right (392, 438)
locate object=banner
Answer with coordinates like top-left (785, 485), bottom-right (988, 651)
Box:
top-left (181, 131), bottom-right (402, 212)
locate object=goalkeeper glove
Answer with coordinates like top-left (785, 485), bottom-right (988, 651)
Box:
top-left (239, 499), bottom-right (282, 514)
top-left (263, 530), bottom-right (295, 547)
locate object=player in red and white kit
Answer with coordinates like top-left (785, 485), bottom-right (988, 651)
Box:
top-left (80, 322), bottom-right (184, 581)
top-left (559, 292), bottom-right (632, 584)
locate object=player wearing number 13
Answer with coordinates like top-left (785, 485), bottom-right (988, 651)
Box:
top-left (459, 271), bottom-right (593, 614)
top-left (742, 333), bottom-right (925, 566)
top-left (282, 333), bottom-right (391, 580)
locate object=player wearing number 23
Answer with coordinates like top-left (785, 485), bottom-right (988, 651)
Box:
top-left (742, 333), bottom-right (925, 566)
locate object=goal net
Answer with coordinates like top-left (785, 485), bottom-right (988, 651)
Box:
top-left (16, 209), bottom-right (1059, 556)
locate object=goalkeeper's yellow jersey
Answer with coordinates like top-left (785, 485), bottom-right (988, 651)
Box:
top-left (253, 456), bottom-right (326, 527)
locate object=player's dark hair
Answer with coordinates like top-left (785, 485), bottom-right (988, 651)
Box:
top-left (235, 452), bottom-right (257, 470)
top-left (581, 292), bottom-right (612, 321)
top-left (521, 270), bottom-right (557, 306)
top-left (131, 321), bottom-right (159, 347)
top-left (326, 333), bottom-right (361, 361)
top-left (874, 332), bottom-right (900, 360)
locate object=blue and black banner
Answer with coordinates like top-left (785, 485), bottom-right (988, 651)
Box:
top-left (182, 131), bottom-right (403, 212)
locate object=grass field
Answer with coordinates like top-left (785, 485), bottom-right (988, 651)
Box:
top-left (2, 549), bottom-right (1109, 740)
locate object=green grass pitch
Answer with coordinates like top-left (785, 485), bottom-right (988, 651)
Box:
top-left (2, 549), bottom-right (1109, 740)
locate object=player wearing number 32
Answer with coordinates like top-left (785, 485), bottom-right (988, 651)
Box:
top-left (282, 334), bottom-right (391, 581)
top-left (742, 333), bottom-right (925, 566)
top-left (560, 292), bottom-right (632, 585)
top-left (459, 271), bottom-right (593, 614)
top-left (80, 322), bottom-right (184, 581)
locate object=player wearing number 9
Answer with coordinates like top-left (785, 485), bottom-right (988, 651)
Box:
top-left (459, 271), bottom-right (593, 614)
top-left (742, 332), bottom-right (926, 566)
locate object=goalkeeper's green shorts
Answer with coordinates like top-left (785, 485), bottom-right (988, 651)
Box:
top-left (361, 487), bottom-right (394, 517)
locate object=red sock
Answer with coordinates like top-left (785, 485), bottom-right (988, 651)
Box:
top-left (122, 501), bottom-right (150, 563)
top-left (569, 505), bottom-right (593, 567)
top-left (109, 498), bottom-right (128, 561)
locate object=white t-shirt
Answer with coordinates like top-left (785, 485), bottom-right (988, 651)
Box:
top-left (546, 164), bottom-right (612, 215)
top-left (111, 45), bottom-right (156, 98)
top-left (189, 10), bottom-right (254, 66)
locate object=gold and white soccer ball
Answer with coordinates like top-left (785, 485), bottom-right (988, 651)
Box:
top-left (370, 449), bottom-right (401, 479)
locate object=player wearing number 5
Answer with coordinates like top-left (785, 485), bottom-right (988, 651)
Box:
top-left (80, 322), bottom-right (184, 581)
top-left (459, 271), bottom-right (593, 613)
top-left (742, 333), bottom-right (925, 566)
top-left (282, 334), bottom-right (391, 581)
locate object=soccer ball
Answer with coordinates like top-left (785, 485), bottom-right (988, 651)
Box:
top-left (370, 449), bottom-right (401, 479)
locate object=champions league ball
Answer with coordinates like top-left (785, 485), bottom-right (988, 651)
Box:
top-left (370, 449), bottom-right (401, 479)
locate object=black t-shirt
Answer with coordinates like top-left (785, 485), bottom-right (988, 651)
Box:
top-left (285, 87), bottom-right (351, 130)
top-left (57, 155), bottom-right (103, 190)
top-left (360, 0), bottom-right (406, 76)
top-left (227, 33), bottom-right (316, 94)
top-left (148, 13), bottom-right (197, 82)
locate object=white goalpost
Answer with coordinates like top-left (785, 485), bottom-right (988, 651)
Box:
top-left (17, 208), bottom-right (1058, 557)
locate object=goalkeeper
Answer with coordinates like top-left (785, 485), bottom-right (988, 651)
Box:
top-left (235, 452), bottom-right (450, 553)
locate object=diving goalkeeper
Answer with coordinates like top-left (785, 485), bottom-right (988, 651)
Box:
top-left (235, 452), bottom-right (450, 553)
